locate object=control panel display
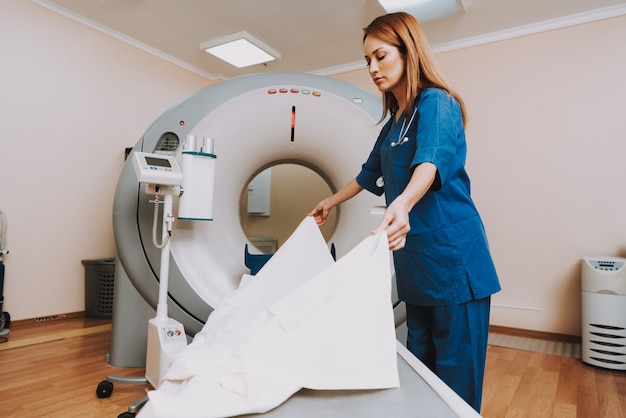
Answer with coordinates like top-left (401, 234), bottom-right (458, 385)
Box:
top-left (132, 152), bottom-right (183, 186)
top-left (145, 156), bottom-right (172, 168)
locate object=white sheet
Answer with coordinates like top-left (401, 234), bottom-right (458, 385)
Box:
top-left (138, 217), bottom-right (399, 418)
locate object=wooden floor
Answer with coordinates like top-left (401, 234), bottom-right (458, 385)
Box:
top-left (0, 315), bottom-right (149, 418)
top-left (0, 315), bottom-right (625, 418)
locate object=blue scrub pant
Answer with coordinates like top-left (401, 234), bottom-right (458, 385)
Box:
top-left (405, 297), bottom-right (491, 412)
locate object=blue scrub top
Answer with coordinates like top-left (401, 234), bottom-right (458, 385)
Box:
top-left (356, 88), bottom-right (501, 306)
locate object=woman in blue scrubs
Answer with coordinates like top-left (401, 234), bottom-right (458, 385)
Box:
top-left (309, 12), bottom-right (500, 413)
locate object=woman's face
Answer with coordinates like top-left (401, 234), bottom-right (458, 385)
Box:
top-left (364, 35), bottom-right (406, 98)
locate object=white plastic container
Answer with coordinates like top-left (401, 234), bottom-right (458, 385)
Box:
top-left (178, 136), bottom-right (217, 221)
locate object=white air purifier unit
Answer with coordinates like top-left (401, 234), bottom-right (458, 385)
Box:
top-left (581, 257), bottom-right (626, 370)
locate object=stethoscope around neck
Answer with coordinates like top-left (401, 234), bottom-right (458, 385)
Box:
top-left (391, 136), bottom-right (409, 147)
top-left (390, 106), bottom-right (418, 147)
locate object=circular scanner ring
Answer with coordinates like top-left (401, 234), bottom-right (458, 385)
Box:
top-left (113, 73), bottom-right (386, 335)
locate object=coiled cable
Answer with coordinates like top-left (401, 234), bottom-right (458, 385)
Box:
top-left (151, 196), bottom-right (171, 250)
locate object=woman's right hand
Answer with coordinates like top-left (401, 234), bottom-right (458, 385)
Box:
top-left (307, 199), bottom-right (332, 226)
top-left (308, 178), bottom-right (363, 227)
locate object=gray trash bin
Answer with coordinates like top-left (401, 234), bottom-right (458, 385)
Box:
top-left (81, 258), bottom-right (116, 319)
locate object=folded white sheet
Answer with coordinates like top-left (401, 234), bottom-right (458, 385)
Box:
top-left (138, 217), bottom-right (398, 418)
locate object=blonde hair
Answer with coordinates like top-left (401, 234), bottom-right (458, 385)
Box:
top-left (363, 12), bottom-right (467, 125)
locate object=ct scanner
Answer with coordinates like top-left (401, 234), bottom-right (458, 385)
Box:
top-left (109, 73), bottom-right (480, 417)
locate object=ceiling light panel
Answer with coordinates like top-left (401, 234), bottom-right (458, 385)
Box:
top-left (201, 31), bottom-right (281, 68)
top-left (378, 0), bottom-right (465, 22)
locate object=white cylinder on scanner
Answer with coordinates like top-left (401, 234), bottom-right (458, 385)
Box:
top-left (178, 136), bottom-right (216, 221)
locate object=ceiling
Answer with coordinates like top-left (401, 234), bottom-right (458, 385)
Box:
top-left (33, 0), bottom-right (626, 80)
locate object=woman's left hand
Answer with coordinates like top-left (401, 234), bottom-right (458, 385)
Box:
top-left (372, 162), bottom-right (437, 250)
top-left (371, 197), bottom-right (411, 251)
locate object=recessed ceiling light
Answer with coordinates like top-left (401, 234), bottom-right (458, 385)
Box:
top-left (201, 31), bottom-right (280, 68)
top-left (378, 0), bottom-right (465, 22)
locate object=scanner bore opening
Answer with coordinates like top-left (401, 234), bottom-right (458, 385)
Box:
top-left (239, 159), bottom-right (338, 252)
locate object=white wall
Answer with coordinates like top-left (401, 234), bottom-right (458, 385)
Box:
top-left (2, 1), bottom-right (625, 337)
top-left (434, 14), bottom-right (626, 335)
top-left (0, 0), bottom-right (213, 320)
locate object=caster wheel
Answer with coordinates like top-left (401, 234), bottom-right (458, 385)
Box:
top-left (118, 412), bottom-right (135, 418)
top-left (96, 380), bottom-right (114, 398)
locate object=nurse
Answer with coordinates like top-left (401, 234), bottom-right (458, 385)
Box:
top-left (308, 12), bottom-right (501, 412)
